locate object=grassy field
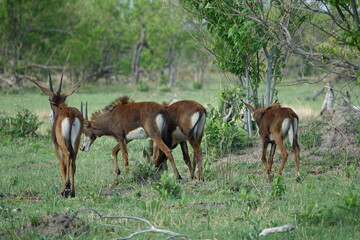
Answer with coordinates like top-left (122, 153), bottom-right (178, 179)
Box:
top-left (0, 77), bottom-right (359, 239)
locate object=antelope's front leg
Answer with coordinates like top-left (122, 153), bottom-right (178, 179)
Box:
top-left (112, 144), bottom-right (121, 175)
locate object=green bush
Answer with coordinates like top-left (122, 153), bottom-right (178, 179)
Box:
top-left (153, 171), bottom-right (182, 200)
top-left (299, 119), bottom-right (323, 150)
top-left (130, 162), bottom-right (158, 183)
top-left (137, 81), bottom-right (149, 92)
top-left (205, 104), bottom-right (249, 158)
top-left (0, 107), bottom-right (42, 138)
top-left (192, 81), bottom-right (202, 90)
top-left (270, 175), bottom-right (286, 200)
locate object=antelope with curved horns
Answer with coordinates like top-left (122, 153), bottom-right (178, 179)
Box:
top-left (242, 100), bottom-right (300, 181)
top-left (152, 100), bottom-right (206, 180)
top-left (32, 74), bottom-right (83, 198)
top-left (80, 96), bottom-right (182, 179)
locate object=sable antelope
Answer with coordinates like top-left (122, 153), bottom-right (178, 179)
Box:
top-left (152, 100), bottom-right (206, 180)
top-left (242, 101), bottom-right (300, 181)
top-left (80, 96), bottom-right (182, 179)
top-left (32, 75), bottom-right (83, 198)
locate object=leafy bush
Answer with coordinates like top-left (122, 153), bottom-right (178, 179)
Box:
top-left (0, 107), bottom-right (42, 138)
top-left (335, 190), bottom-right (360, 215)
top-left (270, 175), bottom-right (286, 199)
top-left (205, 104), bottom-right (249, 158)
top-left (192, 81), bottom-right (202, 90)
top-left (299, 119), bottom-right (323, 150)
top-left (153, 172), bottom-right (182, 200)
top-left (130, 162), bottom-right (158, 183)
top-left (137, 81), bottom-right (149, 92)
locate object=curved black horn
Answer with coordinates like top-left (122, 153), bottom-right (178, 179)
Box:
top-left (49, 74), bottom-right (54, 92)
top-left (85, 101), bottom-right (88, 120)
top-left (57, 73), bottom-right (63, 93)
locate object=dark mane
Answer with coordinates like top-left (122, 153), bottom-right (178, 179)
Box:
top-left (91, 96), bottom-right (133, 119)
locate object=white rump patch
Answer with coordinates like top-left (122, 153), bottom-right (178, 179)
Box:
top-left (156, 114), bottom-right (165, 133)
top-left (61, 118), bottom-right (70, 140)
top-left (172, 126), bottom-right (186, 145)
top-left (61, 117), bottom-right (81, 149)
top-left (126, 127), bottom-right (148, 141)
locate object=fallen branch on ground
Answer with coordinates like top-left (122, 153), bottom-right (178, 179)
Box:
top-left (259, 224), bottom-right (294, 237)
top-left (73, 208), bottom-right (190, 240)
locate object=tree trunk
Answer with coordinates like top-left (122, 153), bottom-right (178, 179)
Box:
top-left (244, 65), bottom-right (253, 137)
top-left (131, 24), bottom-right (148, 85)
top-left (264, 46), bottom-right (276, 106)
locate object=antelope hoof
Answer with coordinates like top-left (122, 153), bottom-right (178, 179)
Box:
top-left (176, 174), bottom-right (182, 181)
top-left (267, 172), bottom-right (274, 182)
top-left (70, 191), bottom-right (76, 198)
top-left (115, 169), bottom-right (121, 175)
top-left (296, 176), bottom-right (302, 183)
top-left (61, 188), bottom-right (71, 198)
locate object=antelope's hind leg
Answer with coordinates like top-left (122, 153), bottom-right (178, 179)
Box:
top-left (180, 142), bottom-right (194, 179)
top-left (111, 143), bottom-right (122, 175)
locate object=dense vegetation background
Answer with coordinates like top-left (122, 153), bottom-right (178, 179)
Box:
top-left (0, 0), bottom-right (359, 239)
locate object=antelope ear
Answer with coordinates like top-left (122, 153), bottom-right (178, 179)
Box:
top-left (62, 85), bottom-right (80, 97)
top-left (31, 80), bottom-right (54, 97)
top-left (241, 100), bottom-right (255, 111)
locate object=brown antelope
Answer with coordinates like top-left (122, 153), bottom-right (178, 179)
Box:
top-left (32, 75), bottom-right (83, 198)
top-left (242, 101), bottom-right (300, 181)
top-left (152, 100), bottom-right (206, 180)
top-left (80, 96), bottom-right (182, 179)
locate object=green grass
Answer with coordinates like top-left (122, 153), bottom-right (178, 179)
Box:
top-left (1, 78), bottom-right (360, 239)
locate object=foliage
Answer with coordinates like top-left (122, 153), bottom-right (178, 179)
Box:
top-left (153, 171), bottom-right (182, 200)
top-left (192, 81), bottom-right (202, 90)
top-left (205, 104), bottom-right (248, 158)
top-left (136, 81), bottom-right (149, 92)
top-left (335, 190), bottom-right (360, 215)
top-left (270, 175), bottom-right (286, 200)
top-left (0, 107), bottom-right (42, 138)
top-left (298, 119), bottom-right (323, 150)
top-left (130, 162), bottom-right (158, 183)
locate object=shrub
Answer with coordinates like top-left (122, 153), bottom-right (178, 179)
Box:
top-left (270, 175), bottom-right (286, 200)
top-left (205, 104), bottom-right (249, 158)
top-left (192, 81), bottom-right (202, 90)
top-left (137, 81), bottom-right (149, 92)
top-left (0, 107), bottom-right (42, 138)
top-left (130, 162), bottom-right (158, 183)
top-left (299, 119), bottom-right (322, 150)
top-left (153, 171), bottom-right (182, 200)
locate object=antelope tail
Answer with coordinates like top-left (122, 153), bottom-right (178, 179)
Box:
top-left (189, 111), bottom-right (206, 142)
top-left (66, 119), bottom-right (75, 159)
top-left (282, 117), bottom-right (298, 148)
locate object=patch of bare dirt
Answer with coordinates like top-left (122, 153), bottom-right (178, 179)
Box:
top-left (318, 99), bottom-right (360, 156)
top-left (0, 193), bottom-right (43, 201)
top-left (22, 212), bottom-right (84, 237)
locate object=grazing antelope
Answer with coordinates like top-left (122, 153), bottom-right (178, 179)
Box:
top-left (152, 100), bottom-right (206, 180)
top-left (80, 96), bottom-right (182, 179)
top-left (32, 75), bottom-right (83, 198)
top-left (242, 101), bottom-right (300, 181)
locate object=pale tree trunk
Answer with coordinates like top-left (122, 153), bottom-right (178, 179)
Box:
top-left (264, 46), bottom-right (277, 106)
top-left (244, 65), bottom-right (253, 137)
top-left (131, 24), bottom-right (149, 85)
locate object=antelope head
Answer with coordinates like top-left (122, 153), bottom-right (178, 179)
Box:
top-left (80, 102), bottom-right (96, 152)
top-left (32, 74), bottom-right (80, 116)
